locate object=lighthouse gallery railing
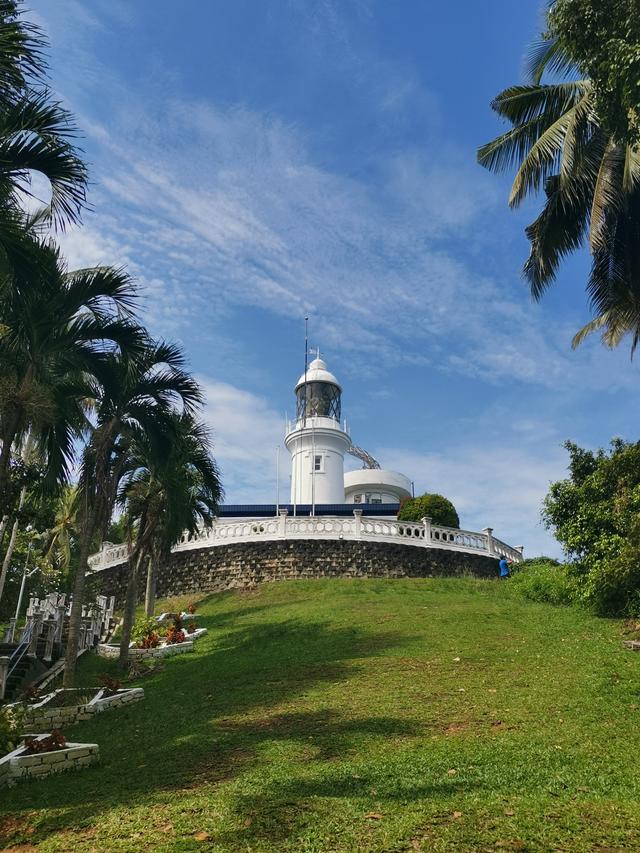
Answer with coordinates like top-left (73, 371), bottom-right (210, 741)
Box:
top-left (88, 512), bottom-right (523, 572)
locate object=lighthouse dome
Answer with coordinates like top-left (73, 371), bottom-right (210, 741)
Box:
top-left (295, 357), bottom-right (341, 391)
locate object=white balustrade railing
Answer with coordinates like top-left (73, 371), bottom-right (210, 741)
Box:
top-left (88, 512), bottom-right (524, 572)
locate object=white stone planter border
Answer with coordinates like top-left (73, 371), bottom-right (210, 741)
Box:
top-left (156, 611), bottom-right (199, 624)
top-left (184, 627), bottom-right (207, 641)
top-left (97, 639), bottom-right (194, 660)
top-left (0, 736), bottom-right (99, 787)
top-left (10, 687), bottom-right (144, 729)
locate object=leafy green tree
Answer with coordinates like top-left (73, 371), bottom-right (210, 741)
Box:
top-left (0, 1), bottom-right (87, 277)
top-left (478, 13), bottom-right (640, 354)
top-left (0, 244), bottom-right (140, 505)
top-left (543, 439), bottom-right (640, 614)
top-left (42, 484), bottom-right (80, 588)
top-left (548, 0), bottom-right (640, 145)
top-left (117, 413), bottom-right (222, 666)
top-left (397, 493), bottom-right (460, 528)
top-left (63, 339), bottom-right (203, 687)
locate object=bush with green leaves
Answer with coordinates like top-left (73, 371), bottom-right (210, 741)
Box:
top-left (548, 0), bottom-right (640, 144)
top-left (132, 616), bottom-right (160, 649)
top-left (509, 558), bottom-right (576, 606)
top-left (543, 439), bottom-right (640, 616)
top-left (397, 494), bottom-right (460, 528)
top-left (0, 705), bottom-right (24, 756)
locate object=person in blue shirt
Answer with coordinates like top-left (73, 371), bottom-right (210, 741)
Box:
top-left (498, 557), bottom-right (512, 578)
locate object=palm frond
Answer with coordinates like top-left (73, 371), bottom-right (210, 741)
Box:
top-left (524, 36), bottom-right (580, 85)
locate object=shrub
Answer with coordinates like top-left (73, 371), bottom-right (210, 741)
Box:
top-left (509, 559), bottom-right (576, 606)
top-left (139, 632), bottom-right (160, 649)
top-left (98, 673), bottom-right (122, 693)
top-left (543, 439), bottom-right (640, 616)
top-left (165, 626), bottom-right (186, 645)
top-left (20, 684), bottom-right (42, 704)
top-left (23, 730), bottom-right (66, 755)
top-left (0, 705), bottom-right (24, 756)
top-left (133, 616), bottom-right (161, 649)
top-left (187, 602), bottom-right (197, 614)
top-left (187, 622), bottom-right (196, 634)
top-left (397, 493), bottom-right (460, 528)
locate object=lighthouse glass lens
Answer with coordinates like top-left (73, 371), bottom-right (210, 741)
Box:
top-left (296, 382), bottom-right (341, 420)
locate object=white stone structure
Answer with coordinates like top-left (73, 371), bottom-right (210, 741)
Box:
top-left (285, 357), bottom-right (352, 505)
top-left (344, 469), bottom-right (412, 505)
top-left (89, 514), bottom-right (524, 572)
top-left (284, 356), bottom-right (411, 507)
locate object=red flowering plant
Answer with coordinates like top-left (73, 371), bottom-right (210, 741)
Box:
top-left (23, 730), bottom-right (67, 755)
top-left (187, 602), bottom-right (197, 614)
top-left (165, 625), bottom-right (186, 645)
top-left (98, 673), bottom-right (122, 695)
top-left (132, 617), bottom-right (161, 649)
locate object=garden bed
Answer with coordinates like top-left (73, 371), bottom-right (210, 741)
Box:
top-left (11, 686), bottom-right (144, 729)
top-left (0, 735), bottom-right (99, 788)
top-left (97, 640), bottom-right (194, 660)
top-left (184, 627), bottom-right (207, 641)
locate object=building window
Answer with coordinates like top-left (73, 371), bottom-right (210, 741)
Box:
top-left (371, 497), bottom-right (382, 504)
top-left (353, 494), bottom-right (362, 504)
top-left (313, 455), bottom-right (323, 472)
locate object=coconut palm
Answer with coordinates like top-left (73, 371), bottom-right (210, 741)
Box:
top-left (0, 1), bottom-right (87, 239)
top-left (116, 413), bottom-right (221, 666)
top-left (63, 340), bottom-right (204, 687)
top-left (0, 241), bottom-right (141, 506)
top-left (478, 34), bottom-right (640, 353)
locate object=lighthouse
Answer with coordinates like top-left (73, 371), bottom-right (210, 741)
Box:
top-left (284, 357), bottom-right (352, 505)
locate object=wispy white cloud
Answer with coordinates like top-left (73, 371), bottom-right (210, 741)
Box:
top-left (51, 100), bottom-right (634, 396)
top-left (198, 378), bottom-right (286, 505)
top-left (378, 443), bottom-right (566, 557)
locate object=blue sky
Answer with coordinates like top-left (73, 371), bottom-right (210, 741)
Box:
top-left (29, 0), bottom-right (640, 555)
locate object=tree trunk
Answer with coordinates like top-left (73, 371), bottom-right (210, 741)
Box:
top-left (0, 411), bottom-right (21, 513)
top-left (62, 504), bottom-right (99, 688)
top-left (144, 551), bottom-right (156, 617)
top-left (119, 550), bottom-right (144, 670)
top-left (0, 484), bottom-right (27, 604)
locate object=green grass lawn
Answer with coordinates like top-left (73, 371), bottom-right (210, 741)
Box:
top-left (1, 577), bottom-right (640, 852)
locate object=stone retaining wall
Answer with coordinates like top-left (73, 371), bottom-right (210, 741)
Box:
top-left (90, 539), bottom-right (500, 608)
top-left (0, 742), bottom-right (99, 787)
top-left (19, 688), bottom-right (144, 729)
top-left (96, 641), bottom-right (194, 659)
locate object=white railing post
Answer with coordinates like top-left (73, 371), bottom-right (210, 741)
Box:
top-left (28, 614), bottom-right (42, 656)
top-left (5, 618), bottom-right (16, 643)
top-left (55, 604), bottom-right (66, 643)
top-left (0, 656), bottom-right (9, 699)
top-left (421, 516), bottom-right (432, 546)
top-left (483, 527), bottom-right (494, 556)
top-left (43, 620), bottom-right (56, 662)
top-left (279, 508), bottom-right (288, 539)
top-left (353, 509), bottom-right (362, 540)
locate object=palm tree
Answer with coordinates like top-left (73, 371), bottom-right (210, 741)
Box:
top-left (478, 34), bottom-right (640, 352)
top-left (43, 484), bottom-right (79, 581)
top-left (63, 340), bottom-right (203, 687)
top-left (0, 242), bottom-right (140, 507)
top-left (0, 2), bottom-right (87, 239)
top-left (117, 413), bottom-right (222, 666)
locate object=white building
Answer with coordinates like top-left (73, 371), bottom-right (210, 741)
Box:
top-left (284, 356), bottom-right (412, 508)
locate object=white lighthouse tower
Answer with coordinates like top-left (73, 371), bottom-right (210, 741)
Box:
top-left (284, 356), bottom-right (351, 505)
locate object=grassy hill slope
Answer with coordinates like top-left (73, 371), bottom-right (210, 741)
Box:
top-left (1, 577), bottom-right (639, 852)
